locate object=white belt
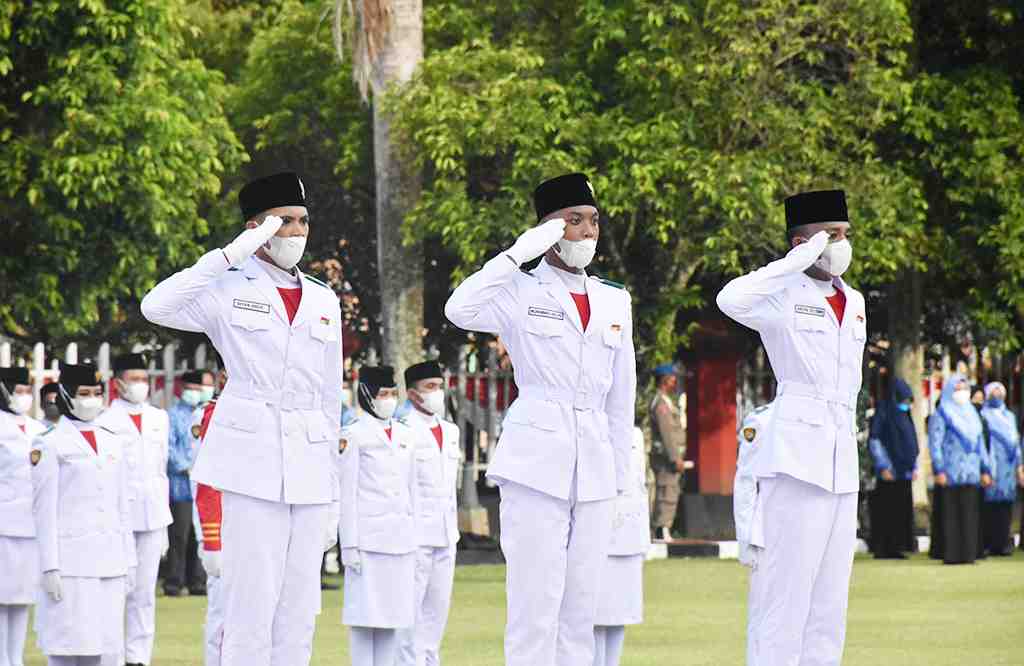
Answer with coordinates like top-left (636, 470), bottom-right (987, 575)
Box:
top-left (223, 380), bottom-right (321, 411)
top-left (518, 384), bottom-right (603, 411)
top-left (776, 381), bottom-right (855, 409)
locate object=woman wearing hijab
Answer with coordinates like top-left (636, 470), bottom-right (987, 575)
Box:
top-left (867, 378), bottom-right (918, 559)
top-left (337, 366), bottom-right (419, 666)
top-left (927, 375), bottom-right (994, 564)
top-left (979, 382), bottom-right (1024, 556)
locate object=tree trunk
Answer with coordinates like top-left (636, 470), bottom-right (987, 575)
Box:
top-left (887, 270), bottom-right (929, 508)
top-left (371, 0), bottom-right (423, 377)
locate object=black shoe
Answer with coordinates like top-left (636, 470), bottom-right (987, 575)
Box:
top-left (321, 581), bottom-right (340, 590)
top-left (188, 587), bottom-right (207, 596)
top-left (163, 587), bottom-right (184, 597)
top-left (126, 663), bottom-right (145, 665)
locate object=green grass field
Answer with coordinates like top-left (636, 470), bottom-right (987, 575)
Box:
top-left (24, 552), bottom-right (1024, 665)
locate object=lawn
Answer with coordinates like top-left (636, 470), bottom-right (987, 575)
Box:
top-left (23, 552), bottom-right (1024, 665)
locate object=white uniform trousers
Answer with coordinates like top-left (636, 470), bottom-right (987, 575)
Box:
top-left (499, 479), bottom-right (614, 666)
top-left (220, 491), bottom-right (327, 666)
top-left (350, 627), bottom-right (398, 666)
top-left (0, 604), bottom-right (30, 666)
top-left (205, 575), bottom-right (225, 666)
top-left (748, 475), bottom-right (857, 666)
top-left (396, 544), bottom-right (457, 666)
top-left (592, 626), bottom-right (625, 666)
top-left (125, 529), bottom-right (163, 664)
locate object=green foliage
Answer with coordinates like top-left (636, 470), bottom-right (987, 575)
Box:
top-left (0, 0), bottom-right (245, 343)
top-left (389, 0), bottom-right (927, 363)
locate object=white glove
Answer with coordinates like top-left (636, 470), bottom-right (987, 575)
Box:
top-left (160, 530), bottom-right (170, 558)
top-left (785, 229), bottom-right (830, 268)
top-left (127, 566), bottom-right (137, 591)
top-left (341, 547), bottom-right (362, 574)
top-left (222, 215), bottom-right (284, 266)
top-left (324, 501), bottom-right (340, 552)
top-left (506, 218), bottom-right (566, 265)
top-left (200, 549), bottom-right (222, 578)
top-left (42, 570), bottom-right (63, 602)
top-left (738, 542), bottom-right (761, 570)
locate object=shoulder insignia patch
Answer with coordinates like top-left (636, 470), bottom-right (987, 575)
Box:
top-left (743, 427), bottom-right (757, 443)
top-left (593, 276), bottom-right (626, 290)
top-left (191, 425), bottom-right (202, 438)
top-left (30, 449), bottom-right (42, 466)
top-left (40, 425), bottom-right (56, 437)
top-left (227, 267), bottom-right (241, 272)
top-left (519, 268), bottom-right (536, 278)
top-left (339, 439), bottom-right (348, 453)
top-left (303, 274), bottom-right (331, 290)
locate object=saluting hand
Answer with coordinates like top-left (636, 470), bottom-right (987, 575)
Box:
top-left (42, 570), bottom-right (63, 603)
top-left (506, 218), bottom-right (567, 265)
top-left (222, 214), bottom-right (285, 266)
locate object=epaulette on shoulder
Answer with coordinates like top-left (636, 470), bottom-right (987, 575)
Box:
top-left (593, 275), bottom-right (626, 290)
top-left (752, 405), bottom-right (770, 415)
top-left (394, 416), bottom-right (409, 427)
top-left (39, 424), bottom-right (56, 438)
top-left (304, 274), bottom-right (331, 290)
top-left (227, 266), bottom-right (241, 272)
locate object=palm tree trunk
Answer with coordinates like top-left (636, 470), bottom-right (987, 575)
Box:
top-left (370, 0), bottom-right (423, 375)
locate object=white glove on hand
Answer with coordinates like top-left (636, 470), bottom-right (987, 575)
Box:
top-left (42, 570), bottom-right (63, 602)
top-left (738, 542), bottom-right (761, 570)
top-left (785, 229), bottom-right (830, 267)
top-left (127, 566), bottom-right (137, 591)
top-left (506, 218), bottom-right (567, 265)
top-left (160, 530), bottom-right (170, 558)
top-left (341, 547), bottom-right (362, 575)
top-left (200, 549), bottom-right (222, 578)
top-left (324, 501), bottom-right (340, 552)
top-left (222, 215), bottom-right (284, 266)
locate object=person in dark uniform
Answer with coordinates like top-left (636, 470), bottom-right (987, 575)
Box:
top-left (867, 378), bottom-right (918, 559)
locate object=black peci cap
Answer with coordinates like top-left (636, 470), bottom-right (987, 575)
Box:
top-left (239, 172), bottom-right (307, 221)
top-left (113, 353), bottom-right (148, 374)
top-left (58, 362), bottom-right (102, 391)
top-left (404, 361), bottom-right (443, 388)
top-left (0, 367), bottom-right (30, 388)
top-left (784, 189), bottom-right (848, 229)
top-left (533, 173), bottom-right (598, 221)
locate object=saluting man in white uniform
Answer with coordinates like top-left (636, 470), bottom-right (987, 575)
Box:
top-left (592, 426), bottom-right (650, 666)
top-left (733, 402), bottom-right (774, 666)
top-left (445, 173), bottom-right (637, 666)
top-left (717, 190), bottom-right (866, 666)
top-left (338, 366), bottom-right (419, 666)
top-left (0, 367), bottom-right (47, 666)
top-left (396, 360), bottom-right (462, 666)
top-left (140, 172), bottom-right (343, 666)
top-left (31, 362), bottom-right (137, 666)
top-left (96, 353), bottom-right (171, 666)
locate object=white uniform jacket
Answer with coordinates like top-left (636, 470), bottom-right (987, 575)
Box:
top-left (31, 418), bottom-right (136, 577)
top-left (734, 404), bottom-right (773, 547)
top-left (445, 256), bottom-right (637, 501)
top-left (0, 412), bottom-right (47, 538)
top-left (717, 234), bottom-right (866, 494)
top-left (338, 417), bottom-right (419, 555)
top-left (97, 399), bottom-right (173, 531)
top-left (608, 427), bottom-right (651, 556)
top-left (141, 252), bottom-right (343, 504)
top-left (409, 415), bottom-right (462, 548)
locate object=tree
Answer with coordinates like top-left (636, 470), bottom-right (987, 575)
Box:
top-left (333, 0), bottom-right (425, 373)
top-left (0, 0), bottom-right (245, 346)
top-left (388, 0), bottom-right (925, 367)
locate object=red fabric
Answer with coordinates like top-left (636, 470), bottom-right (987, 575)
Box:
top-left (570, 292), bottom-right (591, 331)
top-left (80, 430), bottom-right (98, 453)
top-left (385, 427), bottom-right (392, 441)
top-left (826, 288), bottom-right (847, 325)
top-left (18, 424), bottom-right (25, 433)
top-left (431, 424), bottom-right (444, 451)
top-left (129, 413), bottom-right (143, 433)
top-left (196, 400), bottom-right (222, 551)
top-left (277, 287), bottom-right (303, 324)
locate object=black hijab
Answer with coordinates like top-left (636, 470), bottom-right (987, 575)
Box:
top-left (874, 378), bottom-right (919, 475)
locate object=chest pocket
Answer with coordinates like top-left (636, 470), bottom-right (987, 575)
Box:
top-left (230, 308), bottom-right (272, 332)
top-left (309, 318), bottom-right (338, 343)
top-left (524, 313), bottom-right (563, 338)
top-left (794, 313), bottom-right (830, 336)
top-left (603, 324), bottom-right (624, 349)
top-left (851, 319), bottom-right (867, 342)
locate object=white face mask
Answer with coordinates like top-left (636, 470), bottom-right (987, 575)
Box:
top-left (200, 386), bottom-right (216, 403)
top-left (374, 397), bottom-right (398, 420)
top-left (814, 239), bottom-right (853, 277)
top-left (72, 396), bottom-right (104, 422)
top-left (11, 393), bottom-right (33, 415)
top-left (264, 234), bottom-right (307, 270)
top-left (418, 389), bottom-right (445, 416)
top-left (555, 238), bottom-right (597, 270)
top-left (952, 389), bottom-right (971, 406)
top-left (121, 381), bottom-right (150, 404)
top-left (181, 389), bottom-right (201, 407)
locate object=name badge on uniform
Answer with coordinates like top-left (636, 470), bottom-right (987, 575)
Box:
top-left (528, 306), bottom-right (564, 321)
top-left (233, 299), bottom-right (270, 314)
top-left (794, 304), bottom-right (826, 318)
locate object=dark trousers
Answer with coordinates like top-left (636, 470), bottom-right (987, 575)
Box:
top-left (941, 485), bottom-right (980, 565)
top-left (165, 500), bottom-right (205, 592)
top-left (982, 501), bottom-right (1014, 556)
top-left (869, 479), bottom-right (914, 557)
top-left (929, 486), bottom-right (944, 560)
